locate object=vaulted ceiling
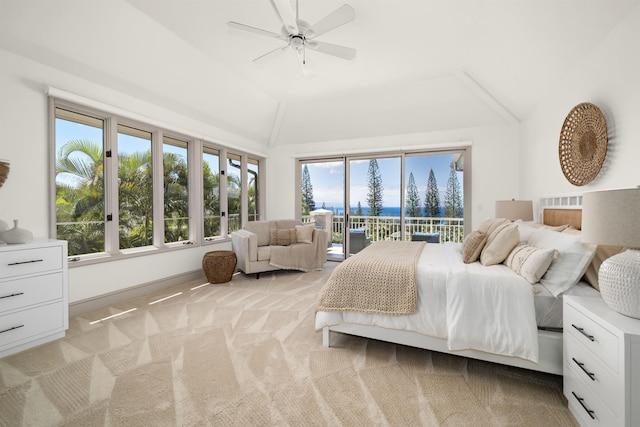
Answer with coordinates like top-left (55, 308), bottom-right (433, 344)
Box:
top-left (1, 0), bottom-right (637, 148)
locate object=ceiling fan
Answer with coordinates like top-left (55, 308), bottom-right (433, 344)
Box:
top-left (227, 0), bottom-right (356, 73)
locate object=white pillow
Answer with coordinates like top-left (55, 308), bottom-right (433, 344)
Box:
top-left (504, 243), bottom-right (556, 284)
top-left (480, 223), bottom-right (520, 266)
top-left (295, 224), bottom-right (314, 244)
top-left (514, 220), bottom-right (538, 243)
top-left (527, 228), bottom-right (596, 296)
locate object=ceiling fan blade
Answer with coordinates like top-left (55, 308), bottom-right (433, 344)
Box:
top-left (253, 45), bottom-right (289, 63)
top-left (307, 4), bottom-right (355, 38)
top-left (307, 40), bottom-right (356, 61)
top-left (269, 0), bottom-right (299, 34)
top-left (227, 21), bottom-right (286, 41)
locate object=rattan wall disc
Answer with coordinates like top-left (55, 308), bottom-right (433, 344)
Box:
top-left (0, 161), bottom-right (9, 188)
top-left (558, 102), bottom-right (608, 186)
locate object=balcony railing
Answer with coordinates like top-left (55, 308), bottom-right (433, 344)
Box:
top-left (303, 215), bottom-right (464, 244)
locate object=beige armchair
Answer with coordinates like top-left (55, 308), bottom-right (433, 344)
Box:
top-left (231, 219), bottom-right (328, 278)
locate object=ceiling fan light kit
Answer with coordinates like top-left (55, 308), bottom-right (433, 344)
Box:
top-left (227, 0), bottom-right (356, 72)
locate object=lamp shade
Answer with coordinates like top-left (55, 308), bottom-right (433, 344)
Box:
top-left (581, 188), bottom-right (640, 248)
top-left (495, 200), bottom-right (533, 221)
top-left (582, 187), bottom-right (640, 319)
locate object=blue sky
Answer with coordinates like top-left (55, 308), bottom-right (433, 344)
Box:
top-left (304, 153), bottom-right (462, 212)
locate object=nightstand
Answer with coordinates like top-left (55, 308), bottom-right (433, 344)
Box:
top-left (0, 240), bottom-right (68, 357)
top-left (563, 295), bottom-right (640, 426)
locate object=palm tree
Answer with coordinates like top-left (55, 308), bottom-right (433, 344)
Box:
top-left (203, 161), bottom-right (221, 237)
top-left (117, 150), bottom-right (154, 248)
top-left (55, 139), bottom-right (105, 255)
top-left (162, 152), bottom-right (189, 243)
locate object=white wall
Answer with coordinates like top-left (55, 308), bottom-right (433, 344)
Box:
top-left (268, 123), bottom-right (521, 230)
top-left (519, 3), bottom-right (640, 203)
top-left (0, 49), bottom-right (262, 304)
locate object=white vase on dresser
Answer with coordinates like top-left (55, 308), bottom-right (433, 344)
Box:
top-left (563, 295), bottom-right (640, 426)
top-left (0, 240), bottom-right (69, 358)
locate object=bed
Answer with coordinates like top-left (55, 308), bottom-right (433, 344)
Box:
top-left (315, 198), bottom-right (601, 375)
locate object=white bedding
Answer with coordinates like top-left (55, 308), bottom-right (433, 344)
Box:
top-left (315, 242), bottom-right (540, 362)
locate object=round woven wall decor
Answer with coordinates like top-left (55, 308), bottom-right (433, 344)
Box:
top-left (558, 102), bottom-right (608, 186)
top-left (0, 161), bottom-right (9, 188)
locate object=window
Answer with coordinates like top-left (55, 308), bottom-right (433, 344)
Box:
top-left (248, 157), bottom-right (260, 222)
top-left (163, 136), bottom-right (189, 244)
top-left (52, 99), bottom-right (264, 261)
top-left (117, 125), bottom-right (154, 250)
top-left (203, 147), bottom-right (221, 239)
top-left (54, 108), bottom-right (106, 257)
top-left (227, 153), bottom-right (242, 232)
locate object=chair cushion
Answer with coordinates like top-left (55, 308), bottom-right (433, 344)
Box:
top-left (257, 246), bottom-right (271, 261)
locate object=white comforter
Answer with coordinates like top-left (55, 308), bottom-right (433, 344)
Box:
top-left (315, 243), bottom-right (539, 362)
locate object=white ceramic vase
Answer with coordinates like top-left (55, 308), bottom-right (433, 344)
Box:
top-left (0, 219), bottom-right (7, 244)
top-left (0, 219), bottom-right (33, 244)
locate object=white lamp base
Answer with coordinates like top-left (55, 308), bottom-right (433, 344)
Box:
top-left (598, 249), bottom-right (640, 319)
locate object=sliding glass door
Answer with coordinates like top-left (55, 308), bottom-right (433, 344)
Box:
top-left (300, 159), bottom-right (345, 260)
top-left (299, 149), bottom-right (468, 261)
top-left (347, 156), bottom-right (401, 255)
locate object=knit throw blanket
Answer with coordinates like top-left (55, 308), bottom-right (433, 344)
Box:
top-left (317, 241), bottom-right (425, 316)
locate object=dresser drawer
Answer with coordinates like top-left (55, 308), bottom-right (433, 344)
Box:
top-left (564, 374), bottom-right (618, 427)
top-left (0, 302), bottom-right (66, 349)
top-left (565, 302), bottom-right (619, 373)
top-left (565, 333), bottom-right (620, 415)
top-left (0, 272), bottom-right (64, 314)
top-left (0, 246), bottom-right (63, 279)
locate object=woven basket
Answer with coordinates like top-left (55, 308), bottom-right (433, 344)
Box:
top-left (202, 250), bottom-right (237, 284)
top-left (558, 102), bottom-right (608, 186)
top-left (0, 161), bottom-right (9, 188)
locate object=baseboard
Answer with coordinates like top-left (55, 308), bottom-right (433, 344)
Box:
top-left (69, 269), bottom-right (206, 317)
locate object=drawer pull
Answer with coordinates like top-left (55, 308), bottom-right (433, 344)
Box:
top-left (571, 391), bottom-right (596, 420)
top-left (0, 292), bottom-right (25, 300)
top-left (0, 324), bottom-right (25, 334)
top-left (8, 259), bottom-right (44, 266)
top-left (572, 357), bottom-right (596, 381)
top-left (571, 324), bottom-right (595, 342)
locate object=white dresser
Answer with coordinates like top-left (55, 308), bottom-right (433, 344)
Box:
top-left (0, 240), bottom-right (69, 358)
top-left (563, 295), bottom-right (640, 426)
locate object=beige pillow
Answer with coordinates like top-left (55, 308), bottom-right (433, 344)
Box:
top-left (461, 230), bottom-right (487, 264)
top-left (295, 224), bottom-right (314, 244)
top-left (478, 217), bottom-right (509, 234)
top-left (480, 223), bottom-right (520, 266)
top-left (504, 243), bottom-right (556, 284)
top-left (270, 228), bottom-right (297, 246)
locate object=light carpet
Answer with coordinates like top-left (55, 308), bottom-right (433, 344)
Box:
top-left (0, 263), bottom-right (578, 426)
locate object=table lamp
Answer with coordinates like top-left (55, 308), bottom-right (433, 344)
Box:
top-left (495, 199), bottom-right (534, 221)
top-left (581, 187), bottom-right (640, 319)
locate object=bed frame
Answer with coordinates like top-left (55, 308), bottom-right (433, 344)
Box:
top-left (321, 195), bottom-right (585, 375)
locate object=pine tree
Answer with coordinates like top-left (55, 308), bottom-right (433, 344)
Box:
top-left (424, 168), bottom-right (440, 218)
top-left (301, 164), bottom-right (315, 214)
top-left (356, 201), bottom-right (363, 216)
top-left (366, 159), bottom-right (384, 216)
top-left (444, 166), bottom-right (463, 218)
top-left (405, 172), bottom-right (422, 217)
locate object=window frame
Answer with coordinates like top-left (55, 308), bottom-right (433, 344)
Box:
top-left (50, 97), bottom-right (264, 266)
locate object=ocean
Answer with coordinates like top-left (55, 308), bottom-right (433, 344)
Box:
top-left (329, 206), bottom-right (447, 217)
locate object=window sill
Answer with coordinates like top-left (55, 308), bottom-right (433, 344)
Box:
top-left (67, 238), bottom-right (231, 268)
